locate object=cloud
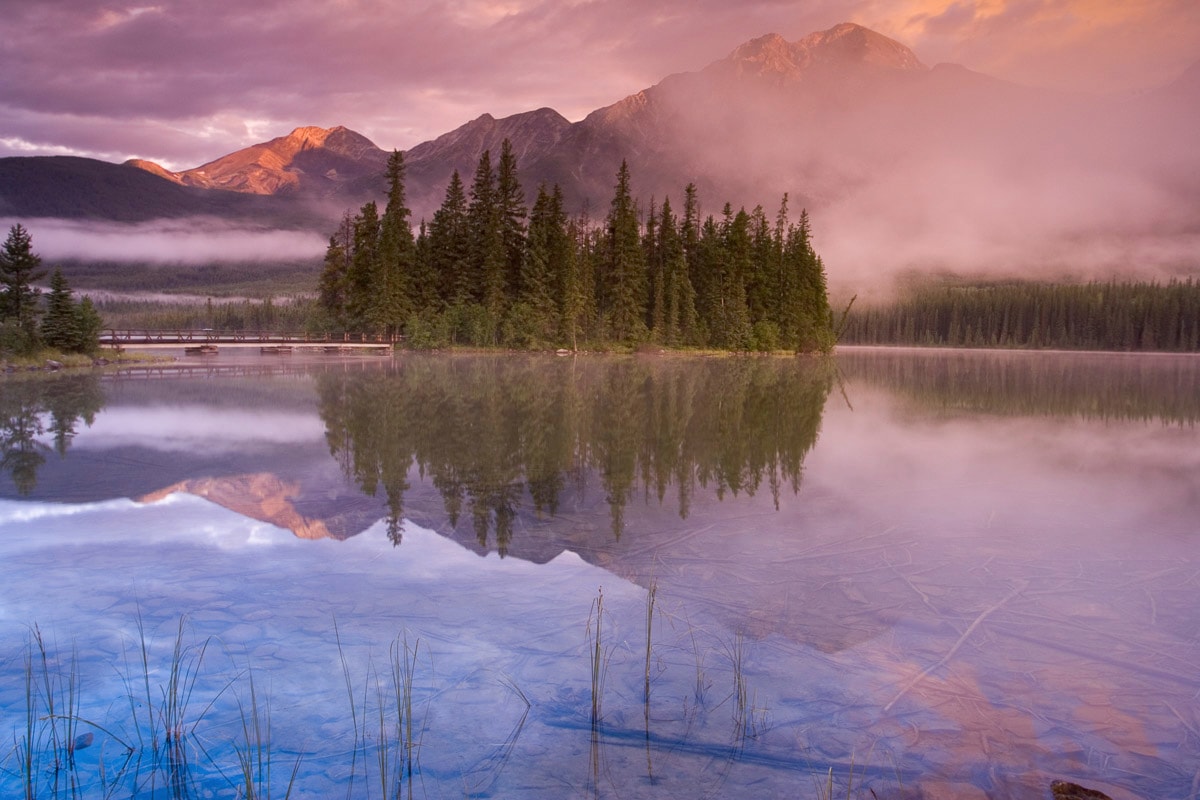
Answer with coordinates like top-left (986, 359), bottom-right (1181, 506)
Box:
top-left (3, 1), bottom-right (1196, 168)
top-left (0, 217), bottom-right (326, 264)
top-left (862, 0), bottom-right (1200, 93)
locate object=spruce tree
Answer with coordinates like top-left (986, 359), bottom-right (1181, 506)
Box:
top-left (561, 207), bottom-right (594, 350)
top-left (523, 184), bottom-right (563, 338)
top-left (346, 202), bottom-right (381, 330)
top-left (40, 269), bottom-right (81, 352)
top-left (496, 139), bottom-right (528, 299)
top-left (376, 150), bottom-right (417, 334)
top-left (601, 160), bottom-right (648, 342)
top-left (74, 297), bottom-right (103, 355)
top-left (657, 196), bottom-right (697, 346)
top-left (718, 205), bottom-right (753, 350)
top-left (318, 212), bottom-right (354, 328)
top-left (428, 170), bottom-right (472, 307)
top-left (0, 223), bottom-right (46, 343)
top-left (468, 150), bottom-right (505, 332)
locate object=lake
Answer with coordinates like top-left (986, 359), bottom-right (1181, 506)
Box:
top-left (1, 348), bottom-right (1197, 799)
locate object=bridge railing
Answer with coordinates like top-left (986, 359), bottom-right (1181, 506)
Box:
top-left (99, 330), bottom-right (401, 345)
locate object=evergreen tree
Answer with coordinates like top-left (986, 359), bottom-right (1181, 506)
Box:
top-left (496, 139), bottom-right (528, 299)
top-left (644, 198), bottom-right (665, 338)
top-left (428, 170), bottom-right (472, 307)
top-left (561, 207), bottom-right (594, 350)
top-left (779, 210), bottom-right (833, 353)
top-left (318, 212), bottom-right (354, 327)
top-left (74, 297), bottom-right (103, 355)
top-left (522, 184), bottom-right (565, 340)
top-left (467, 150), bottom-right (506, 330)
top-left (657, 196), bottom-right (697, 346)
top-left (0, 223), bottom-right (46, 343)
top-left (680, 185), bottom-right (711, 344)
top-left (346, 202), bottom-right (381, 330)
top-left (601, 160), bottom-right (648, 342)
top-left (40, 269), bottom-right (81, 352)
top-left (719, 205), bottom-right (754, 350)
top-left (374, 150), bottom-right (417, 334)
top-left (411, 219), bottom-right (438, 315)
top-left (746, 204), bottom-right (775, 326)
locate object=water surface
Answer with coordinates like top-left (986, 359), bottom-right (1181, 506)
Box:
top-left (1, 349), bottom-right (1197, 799)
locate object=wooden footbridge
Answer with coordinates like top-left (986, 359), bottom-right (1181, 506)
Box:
top-left (100, 329), bottom-right (398, 353)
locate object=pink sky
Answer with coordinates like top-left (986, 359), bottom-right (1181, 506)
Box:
top-left (1, 0), bottom-right (1198, 170)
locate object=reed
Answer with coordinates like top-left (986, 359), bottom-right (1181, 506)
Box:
top-left (643, 579), bottom-right (657, 710)
top-left (332, 617), bottom-right (363, 800)
top-left (234, 668), bottom-right (301, 800)
top-left (20, 645), bottom-right (36, 800)
top-left (392, 633), bottom-right (420, 786)
top-left (587, 587), bottom-right (607, 728)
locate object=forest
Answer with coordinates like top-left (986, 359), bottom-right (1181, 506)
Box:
top-left (841, 279), bottom-right (1200, 352)
top-left (316, 143), bottom-right (835, 353)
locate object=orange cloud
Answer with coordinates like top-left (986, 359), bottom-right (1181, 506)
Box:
top-left (854, 0), bottom-right (1200, 92)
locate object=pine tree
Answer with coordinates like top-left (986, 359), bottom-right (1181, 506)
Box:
top-left (779, 209), bottom-right (833, 353)
top-left (718, 205), bottom-right (753, 350)
top-left (657, 196), bottom-right (697, 346)
top-left (522, 184), bottom-right (564, 339)
top-left (318, 212), bottom-right (354, 327)
top-left (601, 160), bottom-right (648, 342)
top-left (74, 297), bottom-right (103, 355)
top-left (561, 207), bottom-right (595, 350)
top-left (375, 150), bottom-right (417, 334)
top-left (496, 139), bottom-right (528, 300)
top-left (467, 150), bottom-right (505, 332)
top-left (40, 269), bottom-right (81, 352)
top-left (346, 202), bottom-right (381, 330)
top-left (0, 223), bottom-right (47, 343)
top-left (644, 198), bottom-right (665, 338)
top-left (428, 170), bottom-right (472, 307)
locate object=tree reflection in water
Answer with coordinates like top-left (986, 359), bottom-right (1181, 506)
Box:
top-left (316, 355), bottom-right (834, 553)
top-left (0, 374), bottom-right (104, 495)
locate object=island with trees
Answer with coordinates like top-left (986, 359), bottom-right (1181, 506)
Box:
top-left (316, 144), bottom-right (835, 353)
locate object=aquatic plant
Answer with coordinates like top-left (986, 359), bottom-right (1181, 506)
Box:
top-left (233, 668), bottom-right (301, 800)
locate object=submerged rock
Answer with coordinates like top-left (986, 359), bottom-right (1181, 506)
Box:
top-left (1051, 781), bottom-right (1114, 800)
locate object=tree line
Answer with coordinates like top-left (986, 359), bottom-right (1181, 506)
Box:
top-left (841, 279), bottom-right (1200, 352)
top-left (317, 143), bottom-right (834, 352)
top-left (0, 224), bottom-right (102, 358)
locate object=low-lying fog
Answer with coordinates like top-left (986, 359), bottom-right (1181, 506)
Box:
top-left (1, 216), bottom-right (326, 265)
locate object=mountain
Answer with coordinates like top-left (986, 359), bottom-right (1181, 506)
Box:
top-left (130, 125), bottom-right (390, 196)
top-left (0, 155), bottom-right (316, 224)
top-left (404, 107), bottom-right (573, 215)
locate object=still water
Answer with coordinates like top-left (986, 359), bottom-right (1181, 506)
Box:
top-left (1, 349), bottom-right (1197, 799)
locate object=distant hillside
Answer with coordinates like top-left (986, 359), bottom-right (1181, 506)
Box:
top-left (0, 155), bottom-right (326, 226)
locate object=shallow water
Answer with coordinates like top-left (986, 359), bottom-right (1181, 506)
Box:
top-left (1, 349), bottom-right (1197, 799)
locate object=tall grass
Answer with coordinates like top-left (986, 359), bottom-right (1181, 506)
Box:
top-left (587, 588), bottom-right (607, 729)
top-left (234, 668), bottom-right (301, 800)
